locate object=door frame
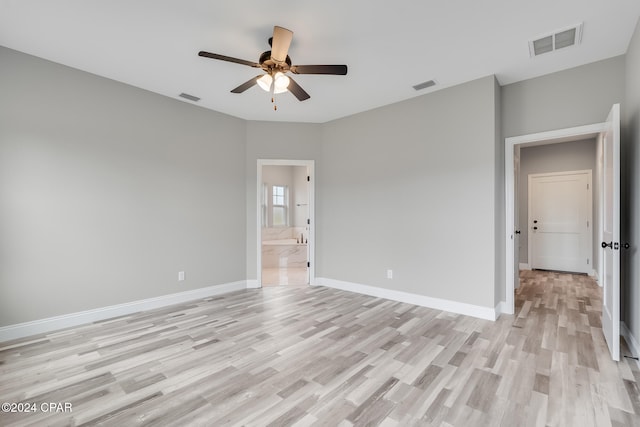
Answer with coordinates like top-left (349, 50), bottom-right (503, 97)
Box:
top-left (257, 159), bottom-right (315, 287)
top-left (527, 169), bottom-right (593, 274)
top-left (504, 123), bottom-right (605, 314)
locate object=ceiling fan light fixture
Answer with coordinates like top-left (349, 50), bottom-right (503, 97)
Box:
top-left (273, 72), bottom-right (290, 94)
top-left (257, 74), bottom-right (273, 91)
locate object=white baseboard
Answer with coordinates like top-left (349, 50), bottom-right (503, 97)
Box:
top-left (315, 277), bottom-right (497, 321)
top-left (519, 263), bottom-right (531, 271)
top-left (0, 281), bottom-right (248, 343)
top-left (621, 321), bottom-right (640, 368)
top-left (495, 301), bottom-right (510, 317)
top-left (592, 270), bottom-right (602, 286)
top-left (246, 279), bottom-right (260, 289)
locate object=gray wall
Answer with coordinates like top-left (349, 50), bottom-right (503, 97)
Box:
top-left (623, 18), bottom-right (640, 354)
top-left (502, 56), bottom-right (626, 138)
top-left (319, 76), bottom-right (500, 309)
top-left (292, 166), bottom-right (309, 227)
top-left (245, 121), bottom-right (321, 279)
top-left (518, 139), bottom-right (598, 267)
top-left (1, 31), bottom-right (636, 329)
top-left (261, 165), bottom-right (308, 228)
top-left (0, 47), bottom-right (246, 326)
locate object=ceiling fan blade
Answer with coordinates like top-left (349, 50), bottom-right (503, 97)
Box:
top-left (287, 76), bottom-right (310, 101)
top-left (271, 26), bottom-right (293, 63)
top-left (198, 51), bottom-right (261, 68)
top-left (230, 75), bottom-right (263, 93)
top-left (290, 65), bottom-right (348, 75)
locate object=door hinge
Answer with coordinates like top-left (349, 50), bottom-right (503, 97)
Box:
top-left (614, 242), bottom-right (620, 250)
top-left (587, 258), bottom-right (590, 265)
top-left (307, 176), bottom-right (310, 182)
top-left (307, 261), bottom-right (310, 268)
top-left (307, 218), bottom-right (310, 225)
top-left (587, 183), bottom-right (589, 190)
top-left (587, 220), bottom-right (589, 228)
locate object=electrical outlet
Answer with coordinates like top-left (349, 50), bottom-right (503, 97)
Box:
top-left (386, 269), bottom-right (393, 279)
top-left (178, 271), bottom-right (185, 281)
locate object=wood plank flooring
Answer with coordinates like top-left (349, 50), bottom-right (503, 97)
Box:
top-left (1, 270), bottom-right (639, 426)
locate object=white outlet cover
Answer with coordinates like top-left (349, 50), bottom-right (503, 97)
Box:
top-left (178, 271), bottom-right (185, 281)
top-left (386, 269), bottom-right (393, 279)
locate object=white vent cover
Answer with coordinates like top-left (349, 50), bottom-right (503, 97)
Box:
top-left (529, 23), bottom-right (583, 57)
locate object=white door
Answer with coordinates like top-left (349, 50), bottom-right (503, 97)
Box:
top-left (529, 171), bottom-right (592, 274)
top-left (514, 147), bottom-right (521, 289)
top-left (601, 104), bottom-right (620, 361)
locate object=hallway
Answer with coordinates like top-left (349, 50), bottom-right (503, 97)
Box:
top-left (512, 269), bottom-right (639, 426)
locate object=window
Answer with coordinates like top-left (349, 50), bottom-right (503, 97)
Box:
top-left (272, 185), bottom-right (288, 227)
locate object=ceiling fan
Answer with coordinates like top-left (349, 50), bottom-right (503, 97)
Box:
top-left (198, 26), bottom-right (347, 106)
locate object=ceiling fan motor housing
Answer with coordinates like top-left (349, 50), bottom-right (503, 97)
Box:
top-left (259, 51), bottom-right (292, 72)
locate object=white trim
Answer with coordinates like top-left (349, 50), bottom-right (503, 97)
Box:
top-left (621, 322), bottom-right (640, 368)
top-left (495, 301), bottom-right (508, 318)
top-left (246, 279), bottom-right (260, 289)
top-left (316, 277), bottom-right (498, 321)
top-left (505, 122), bottom-right (606, 315)
top-left (0, 281), bottom-right (248, 342)
top-left (257, 159), bottom-right (315, 288)
top-left (519, 263), bottom-right (531, 270)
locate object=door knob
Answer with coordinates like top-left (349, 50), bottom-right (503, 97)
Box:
top-left (601, 241), bottom-right (613, 249)
top-left (623, 243), bottom-right (631, 249)
top-left (515, 230), bottom-right (521, 234)
top-left (533, 220), bottom-right (538, 224)
top-left (533, 226), bottom-right (538, 230)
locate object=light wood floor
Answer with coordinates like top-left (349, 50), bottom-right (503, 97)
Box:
top-left (1, 271), bottom-right (639, 426)
top-left (262, 268), bottom-right (308, 287)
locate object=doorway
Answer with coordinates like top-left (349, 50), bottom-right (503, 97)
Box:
top-left (505, 123), bottom-right (605, 313)
top-left (505, 104), bottom-right (620, 361)
top-left (257, 159), bottom-right (315, 287)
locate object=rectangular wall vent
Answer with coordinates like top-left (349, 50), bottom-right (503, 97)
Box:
top-left (179, 92), bottom-right (201, 102)
top-left (412, 80), bottom-right (436, 91)
top-left (529, 23), bottom-right (583, 57)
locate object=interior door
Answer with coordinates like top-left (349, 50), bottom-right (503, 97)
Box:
top-left (529, 171), bottom-right (592, 274)
top-left (601, 103), bottom-right (620, 361)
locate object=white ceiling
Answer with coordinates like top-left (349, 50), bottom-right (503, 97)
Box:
top-left (1, 1), bottom-right (639, 123)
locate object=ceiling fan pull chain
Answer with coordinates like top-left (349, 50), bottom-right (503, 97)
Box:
top-left (271, 79), bottom-right (277, 110)
top-left (272, 86), bottom-right (277, 110)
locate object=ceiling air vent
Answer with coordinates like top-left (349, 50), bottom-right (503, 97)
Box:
top-left (179, 92), bottom-right (200, 102)
top-left (529, 23), bottom-right (583, 57)
top-left (413, 80), bottom-right (436, 91)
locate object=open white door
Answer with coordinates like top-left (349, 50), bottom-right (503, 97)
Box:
top-left (601, 103), bottom-right (620, 361)
top-left (514, 147), bottom-right (521, 289)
